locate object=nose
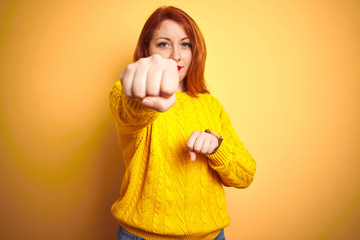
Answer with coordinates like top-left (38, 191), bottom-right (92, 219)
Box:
top-left (170, 46), bottom-right (180, 62)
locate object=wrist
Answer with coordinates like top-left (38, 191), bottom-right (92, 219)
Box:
top-left (204, 129), bottom-right (223, 154)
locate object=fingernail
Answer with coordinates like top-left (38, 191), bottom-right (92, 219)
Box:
top-left (142, 99), bottom-right (154, 108)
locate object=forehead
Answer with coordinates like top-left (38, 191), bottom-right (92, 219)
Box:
top-left (152, 19), bottom-right (188, 39)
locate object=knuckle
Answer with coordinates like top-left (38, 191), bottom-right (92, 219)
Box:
top-left (124, 92), bottom-right (131, 98)
top-left (136, 58), bottom-right (149, 68)
top-left (138, 57), bottom-right (147, 64)
top-left (160, 82), bottom-right (175, 95)
top-left (193, 131), bottom-right (200, 137)
top-left (121, 77), bottom-right (129, 86)
top-left (133, 90), bottom-right (145, 99)
top-left (124, 90), bottom-right (134, 99)
top-left (194, 144), bottom-right (200, 152)
top-left (125, 63), bottom-right (136, 73)
top-left (160, 87), bottom-right (172, 97)
top-left (146, 88), bottom-right (157, 96)
top-left (168, 58), bottom-right (177, 67)
top-left (151, 54), bottom-right (162, 62)
top-left (134, 94), bottom-right (145, 99)
top-left (157, 101), bottom-right (166, 112)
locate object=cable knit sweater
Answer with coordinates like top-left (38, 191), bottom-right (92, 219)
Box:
top-left (109, 81), bottom-right (256, 240)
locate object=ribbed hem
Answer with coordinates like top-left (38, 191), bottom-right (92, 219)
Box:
top-left (124, 96), bottom-right (145, 110)
top-left (120, 223), bottom-right (222, 240)
top-left (206, 142), bottom-right (232, 167)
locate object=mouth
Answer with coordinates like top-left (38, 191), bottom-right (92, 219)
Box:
top-left (177, 66), bottom-right (183, 71)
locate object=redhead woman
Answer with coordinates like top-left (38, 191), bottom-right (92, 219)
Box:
top-left (109, 6), bottom-right (256, 240)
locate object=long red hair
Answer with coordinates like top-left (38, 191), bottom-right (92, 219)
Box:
top-left (133, 6), bottom-right (209, 97)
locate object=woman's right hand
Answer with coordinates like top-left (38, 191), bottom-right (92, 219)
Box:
top-left (120, 54), bottom-right (179, 112)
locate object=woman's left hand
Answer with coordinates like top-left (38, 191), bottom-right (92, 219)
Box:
top-left (187, 131), bottom-right (219, 162)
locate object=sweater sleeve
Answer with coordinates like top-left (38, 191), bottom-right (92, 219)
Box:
top-left (206, 101), bottom-right (256, 189)
top-left (109, 81), bottom-right (159, 135)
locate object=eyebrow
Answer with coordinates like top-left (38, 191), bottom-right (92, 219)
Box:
top-left (156, 37), bottom-right (190, 41)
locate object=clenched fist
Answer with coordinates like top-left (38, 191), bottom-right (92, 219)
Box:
top-left (120, 54), bottom-right (179, 112)
top-left (187, 131), bottom-right (219, 161)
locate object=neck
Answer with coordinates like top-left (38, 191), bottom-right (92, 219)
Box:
top-left (176, 82), bottom-right (186, 92)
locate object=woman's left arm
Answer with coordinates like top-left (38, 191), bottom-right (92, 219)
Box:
top-left (186, 97), bottom-right (256, 188)
top-left (205, 104), bottom-right (256, 189)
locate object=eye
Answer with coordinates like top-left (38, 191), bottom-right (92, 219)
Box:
top-left (181, 42), bottom-right (192, 49)
top-left (157, 42), bottom-right (170, 48)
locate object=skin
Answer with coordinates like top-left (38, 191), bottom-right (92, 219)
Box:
top-left (148, 19), bottom-right (192, 92)
top-left (120, 19), bottom-right (219, 161)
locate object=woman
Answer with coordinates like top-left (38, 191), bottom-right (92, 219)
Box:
top-left (109, 6), bottom-right (256, 240)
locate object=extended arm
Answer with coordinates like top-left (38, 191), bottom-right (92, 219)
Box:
top-left (109, 55), bottom-right (180, 134)
top-left (109, 81), bottom-right (159, 135)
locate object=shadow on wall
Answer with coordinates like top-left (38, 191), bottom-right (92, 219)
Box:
top-left (91, 54), bottom-right (133, 239)
top-left (97, 123), bottom-right (125, 239)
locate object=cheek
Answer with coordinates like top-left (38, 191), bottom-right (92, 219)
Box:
top-left (185, 53), bottom-right (192, 67)
top-left (148, 45), bottom-right (156, 56)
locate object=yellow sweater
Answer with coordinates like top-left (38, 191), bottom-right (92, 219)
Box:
top-left (109, 81), bottom-right (256, 240)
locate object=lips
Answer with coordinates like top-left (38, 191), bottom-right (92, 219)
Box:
top-left (177, 66), bottom-right (183, 71)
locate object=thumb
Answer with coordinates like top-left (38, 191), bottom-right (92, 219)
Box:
top-left (189, 150), bottom-right (196, 162)
top-left (142, 94), bottom-right (176, 112)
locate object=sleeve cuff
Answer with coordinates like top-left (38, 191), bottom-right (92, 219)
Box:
top-left (124, 96), bottom-right (155, 113)
top-left (110, 81), bottom-right (159, 129)
top-left (206, 141), bottom-right (232, 167)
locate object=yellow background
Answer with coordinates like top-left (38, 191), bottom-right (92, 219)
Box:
top-left (1, 0), bottom-right (359, 239)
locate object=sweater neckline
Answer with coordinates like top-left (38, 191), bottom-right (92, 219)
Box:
top-left (175, 91), bottom-right (189, 97)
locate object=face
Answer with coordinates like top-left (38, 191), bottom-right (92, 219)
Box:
top-left (148, 20), bottom-right (192, 91)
